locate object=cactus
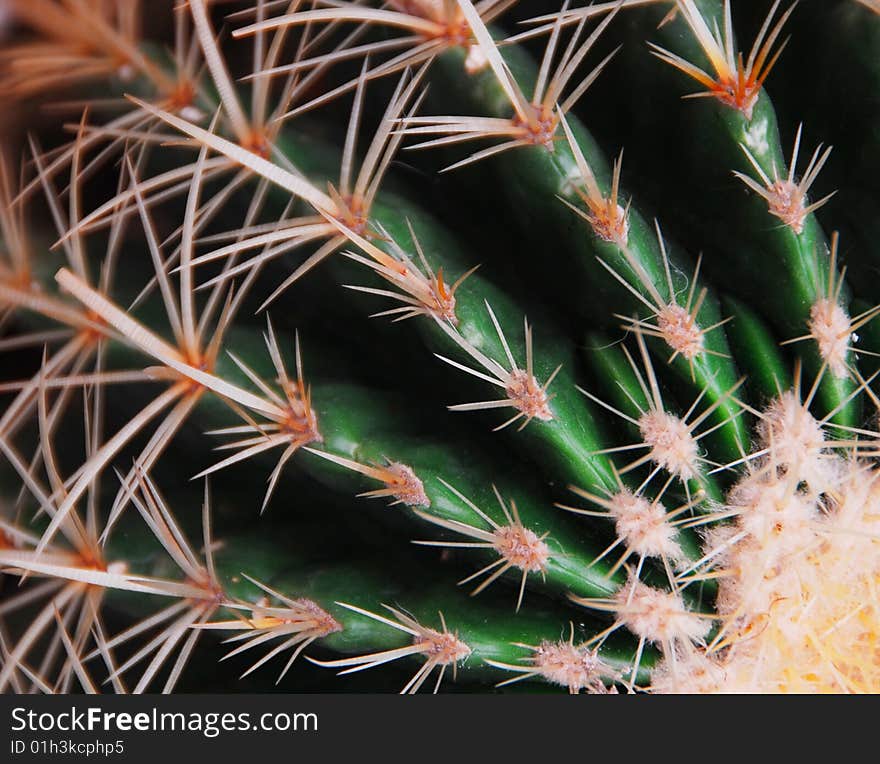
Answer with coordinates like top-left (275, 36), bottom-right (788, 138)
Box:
top-left (1, 0), bottom-right (879, 694)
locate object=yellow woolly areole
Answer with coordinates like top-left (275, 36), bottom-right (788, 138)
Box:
top-left (653, 451), bottom-right (880, 693)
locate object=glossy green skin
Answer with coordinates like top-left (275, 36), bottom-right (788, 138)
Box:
top-left (278, 381), bottom-right (631, 600)
top-left (369, 196), bottom-right (619, 495)
top-left (419, 38), bottom-right (747, 467)
top-left (6, 271), bottom-right (629, 606)
top-left (639, 0), bottom-right (857, 425)
top-left (201, 346), bottom-right (712, 609)
top-left (267, 129), bottom-right (621, 497)
top-left (188, 327), bottom-right (634, 602)
top-left (102, 523), bottom-right (647, 689)
top-left (722, 296), bottom-right (792, 405)
top-left (216, 534), bottom-right (646, 682)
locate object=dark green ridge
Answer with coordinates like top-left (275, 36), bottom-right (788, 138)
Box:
top-left (412, 32), bottom-right (747, 466)
top-left (575, 0), bottom-right (858, 425)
